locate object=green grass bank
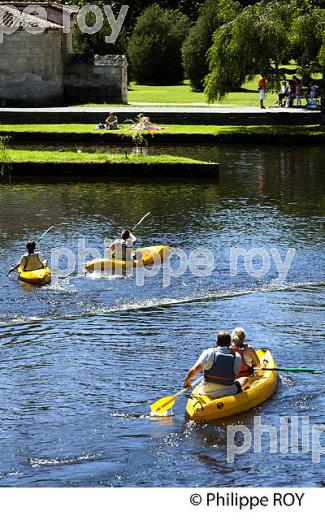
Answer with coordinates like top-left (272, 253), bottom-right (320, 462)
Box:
top-left (1, 150), bottom-right (219, 179)
top-left (1, 124), bottom-right (324, 145)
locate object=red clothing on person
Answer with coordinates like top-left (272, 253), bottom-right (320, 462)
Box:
top-left (258, 76), bottom-right (266, 90)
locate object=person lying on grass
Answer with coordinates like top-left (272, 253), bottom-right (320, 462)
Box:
top-left (133, 114), bottom-right (164, 131)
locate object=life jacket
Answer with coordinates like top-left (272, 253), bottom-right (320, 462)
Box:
top-left (204, 349), bottom-right (236, 386)
top-left (23, 253), bottom-right (43, 271)
top-left (233, 344), bottom-right (254, 377)
top-left (113, 239), bottom-right (133, 261)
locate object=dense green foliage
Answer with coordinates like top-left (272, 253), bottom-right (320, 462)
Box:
top-left (67, 1), bottom-right (204, 55)
top-left (182, 0), bottom-right (241, 91)
top-left (127, 4), bottom-right (189, 84)
top-left (60, 0), bottom-right (325, 92)
top-left (205, 0), bottom-right (325, 101)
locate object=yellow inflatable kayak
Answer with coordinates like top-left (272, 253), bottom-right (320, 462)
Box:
top-left (85, 245), bottom-right (171, 272)
top-left (17, 266), bottom-right (51, 286)
top-left (186, 348), bottom-right (277, 421)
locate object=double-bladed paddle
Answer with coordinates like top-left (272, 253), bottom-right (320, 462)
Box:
top-left (132, 212), bottom-right (151, 231)
top-left (150, 377), bottom-right (203, 416)
top-left (36, 225), bottom-right (54, 244)
top-left (256, 367), bottom-right (323, 374)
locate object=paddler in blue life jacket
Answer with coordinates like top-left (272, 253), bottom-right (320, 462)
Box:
top-left (183, 330), bottom-right (249, 399)
top-left (231, 327), bottom-right (261, 377)
top-left (7, 240), bottom-right (45, 276)
top-left (107, 229), bottom-right (137, 261)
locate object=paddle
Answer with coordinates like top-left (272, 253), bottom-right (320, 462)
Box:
top-left (132, 212), bottom-right (151, 231)
top-left (150, 377), bottom-right (203, 416)
top-left (256, 367), bottom-right (322, 374)
top-left (36, 225), bottom-right (54, 244)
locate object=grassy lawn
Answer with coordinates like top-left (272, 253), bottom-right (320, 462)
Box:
top-left (5, 149), bottom-right (206, 164)
top-left (80, 66), bottom-right (318, 107)
top-left (114, 79), bottom-right (260, 107)
top-left (89, 75), bottom-right (300, 107)
top-left (1, 124), bottom-right (323, 135)
top-left (80, 78), bottom-right (261, 107)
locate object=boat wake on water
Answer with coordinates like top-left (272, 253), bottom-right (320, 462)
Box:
top-left (0, 280), bottom-right (324, 326)
top-left (28, 453), bottom-right (101, 468)
top-left (112, 410), bottom-right (175, 419)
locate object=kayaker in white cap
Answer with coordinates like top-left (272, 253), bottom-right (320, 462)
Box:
top-left (231, 327), bottom-right (261, 377)
top-left (183, 330), bottom-right (249, 399)
top-left (7, 240), bottom-right (45, 275)
top-left (107, 229), bottom-right (137, 261)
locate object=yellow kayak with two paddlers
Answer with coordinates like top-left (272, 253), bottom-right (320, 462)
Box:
top-left (17, 266), bottom-right (52, 286)
top-left (186, 348), bottom-right (278, 421)
top-left (85, 245), bottom-right (171, 272)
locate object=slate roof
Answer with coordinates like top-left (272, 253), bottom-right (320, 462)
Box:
top-left (0, 4), bottom-right (64, 30)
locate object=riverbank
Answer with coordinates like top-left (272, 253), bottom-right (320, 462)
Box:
top-left (2, 150), bottom-right (219, 178)
top-left (1, 124), bottom-right (325, 145)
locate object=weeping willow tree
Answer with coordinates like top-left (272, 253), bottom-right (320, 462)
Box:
top-left (182, 0), bottom-right (241, 92)
top-left (204, 0), bottom-right (325, 103)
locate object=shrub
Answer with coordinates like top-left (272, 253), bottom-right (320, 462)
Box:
top-left (127, 4), bottom-right (190, 85)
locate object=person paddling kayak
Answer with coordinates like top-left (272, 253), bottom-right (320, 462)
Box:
top-left (107, 229), bottom-right (137, 261)
top-left (183, 330), bottom-right (249, 399)
top-left (7, 240), bottom-right (45, 275)
top-left (231, 327), bottom-right (261, 377)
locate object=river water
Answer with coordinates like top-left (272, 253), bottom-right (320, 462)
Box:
top-left (0, 144), bottom-right (324, 487)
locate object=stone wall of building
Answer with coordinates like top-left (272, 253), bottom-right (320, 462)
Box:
top-left (64, 55), bottom-right (128, 105)
top-left (0, 30), bottom-right (64, 106)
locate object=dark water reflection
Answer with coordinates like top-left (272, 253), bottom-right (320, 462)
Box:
top-left (0, 144), bottom-right (324, 486)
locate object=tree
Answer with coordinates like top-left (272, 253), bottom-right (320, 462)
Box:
top-left (204, 0), bottom-right (325, 102)
top-left (205, 1), bottom-right (292, 100)
top-left (63, 1), bottom-right (204, 56)
top-left (127, 4), bottom-right (190, 84)
top-left (182, 0), bottom-right (241, 91)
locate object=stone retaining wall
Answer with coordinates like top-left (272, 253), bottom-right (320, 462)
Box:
top-left (64, 55), bottom-right (128, 104)
top-left (0, 109), bottom-right (320, 125)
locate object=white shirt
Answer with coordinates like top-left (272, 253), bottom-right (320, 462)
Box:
top-left (196, 346), bottom-right (242, 399)
top-left (112, 232), bottom-right (137, 260)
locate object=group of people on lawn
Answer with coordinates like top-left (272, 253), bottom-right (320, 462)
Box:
top-left (258, 73), bottom-right (319, 109)
top-left (100, 113), bottom-right (161, 131)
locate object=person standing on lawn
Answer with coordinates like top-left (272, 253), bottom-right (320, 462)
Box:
top-left (258, 73), bottom-right (266, 109)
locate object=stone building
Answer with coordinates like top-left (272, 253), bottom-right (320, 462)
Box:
top-left (0, 2), bottom-right (128, 106)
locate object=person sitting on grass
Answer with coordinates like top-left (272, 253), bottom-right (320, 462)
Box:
top-left (7, 240), bottom-right (45, 275)
top-left (276, 81), bottom-right (289, 107)
top-left (105, 113), bottom-right (119, 130)
top-left (306, 84), bottom-right (318, 104)
top-left (134, 114), bottom-right (163, 131)
top-left (107, 229), bottom-right (137, 261)
top-left (285, 80), bottom-right (296, 107)
top-left (183, 330), bottom-right (249, 399)
top-left (231, 327), bottom-right (261, 377)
